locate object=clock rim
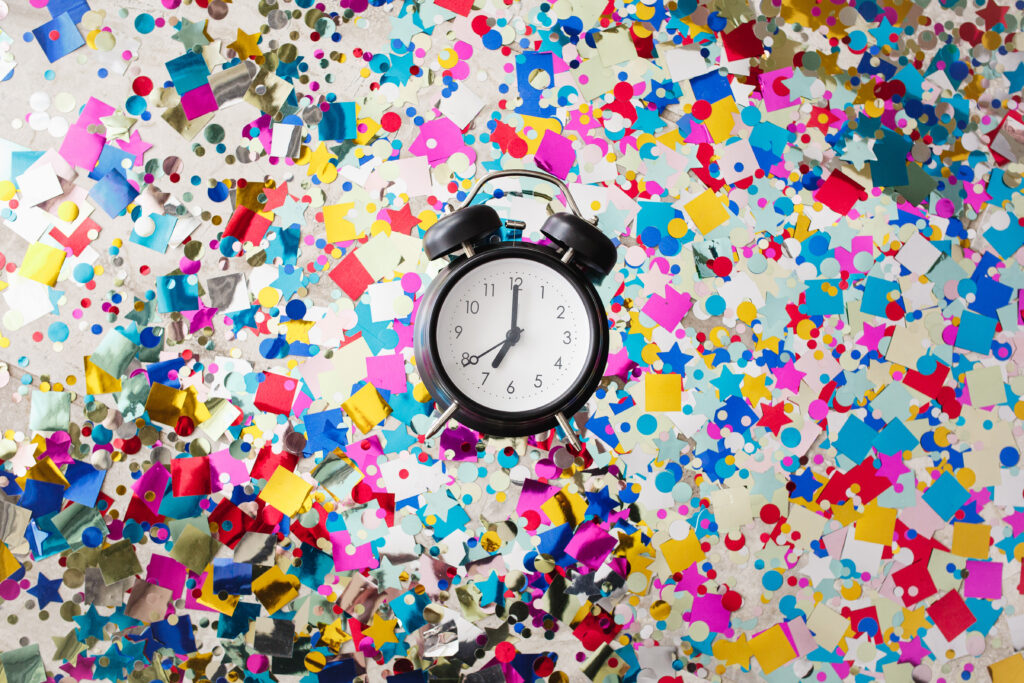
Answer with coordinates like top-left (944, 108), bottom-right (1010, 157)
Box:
top-left (414, 241), bottom-right (609, 437)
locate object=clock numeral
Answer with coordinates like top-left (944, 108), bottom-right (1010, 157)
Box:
top-left (465, 300), bottom-right (480, 314)
top-left (483, 283), bottom-right (495, 297)
top-left (506, 380), bottom-right (515, 394)
top-left (534, 374), bottom-right (543, 388)
top-left (509, 276), bottom-right (523, 289)
top-left (562, 331), bottom-right (571, 344)
top-left (481, 371), bottom-right (490, 385)
top-left (555, 305), bottom-right (565, 319)
top-left (554, 357), bottom-right (562, 368)
top-left (540, 285), bottom-right (545, 299)
top-left (454, 325), bottom-right (463, 338)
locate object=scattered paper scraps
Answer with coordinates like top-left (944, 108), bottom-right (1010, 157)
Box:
top-left (0, 0), bottom-right (1023, 681)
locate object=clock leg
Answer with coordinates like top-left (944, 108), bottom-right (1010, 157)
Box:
top-left (425, 401), bottom-right (459, 439)
top-left (554, 411), bottom-right (582, 452)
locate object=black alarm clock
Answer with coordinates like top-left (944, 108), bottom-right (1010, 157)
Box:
top-left (413, 170), bottom-right (616, 449)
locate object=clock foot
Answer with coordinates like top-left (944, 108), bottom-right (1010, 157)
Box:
top-left (554, 411), bottom-right (582, 452)
top-left (425, 401), bottom-right (459, 439)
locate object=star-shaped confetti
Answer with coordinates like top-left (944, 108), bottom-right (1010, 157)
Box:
top-left (172, 17), bottom-right (211, 50)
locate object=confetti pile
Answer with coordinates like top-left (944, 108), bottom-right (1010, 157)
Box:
top-left (1, 0), bottom-right (1024, 680)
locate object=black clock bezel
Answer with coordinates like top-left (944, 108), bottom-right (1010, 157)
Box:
top-left (414, 241), bottom-right (609, 438)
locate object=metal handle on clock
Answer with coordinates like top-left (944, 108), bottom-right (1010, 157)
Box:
top-left (457, 169), bottom-right (593, 223)
top-left (425, 401), bottom-right (459, 440)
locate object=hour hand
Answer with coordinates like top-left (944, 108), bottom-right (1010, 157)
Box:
top-left (491, 326), bottom-right (522, 368)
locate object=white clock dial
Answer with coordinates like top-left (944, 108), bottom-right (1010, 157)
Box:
top-left (435, 257), bottom-right (595, 412)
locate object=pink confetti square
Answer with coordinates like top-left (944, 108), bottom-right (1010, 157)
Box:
top-left (146, 554), bottom-right (187, 600)
top-left (759, 67), bottom-right (799, 111)
top-left (534, 129), bottom-right (576, 180)
top-left (181, 84), bottom-right (218, 120)
top-left (330, 530), bottom-right (379, 571)
top-left (366, 353), bottom-right (407, 393)
top-left (132, 463), bottom-right (170, 515)
top-left (642, 285), bottom-right (692, 331)
top-left (563, 521), bottom-right (617, 570)
top-left (58, 125), bottom-right (105, 170)
top-left (76, 97), bottom-right (116, 128)
top-left (963, 560), bottom-right (1002, 600)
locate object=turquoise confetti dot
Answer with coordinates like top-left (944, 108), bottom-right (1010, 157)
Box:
top-left (126, 95), bottom-right (147, 115)
top-left (636, 414), bottom-right (657, 435)
top-left (655, 470), bottom-right (676, 493)
top-left (122, 521), bottom-right (144, 543)
top-left (47, 322), bottom-right (69, 342)
top-left (762, 571), bottom-right (783, 590)
top-left (134, 14), bottom-right (155, 33)
top-left (73, 262), bottom-right (94, 283)
top-left (916, 354), bottom-right (937, 374)
top-left (781, 427), bottom-right (802, 448)
top-left (705, 295), bottom-right (726, 316)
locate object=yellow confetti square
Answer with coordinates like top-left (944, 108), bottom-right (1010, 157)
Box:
top-left (19, 242), bottom-right (66, 287)
top-left (145, 382), bottom-right (187, 426)
top-left (541, 489), bottom-right (588, 528)
top-left (251, 565), bottom-right (300, 615)
top-left (660, 531), bottom-right (705, 574)
top-left (324, 202), bottom-right (359, 242)
top-left (684, 189), bottom-right (729, 235)
top-left (854, 501), bottom-right (897, 545)
top-left (646, 373), bottom-right (682, 411)
top-left (990, 653), bottom-right (1024, 683)
top-left (749, 624), bottom-right (797, 674)
top-left (84, 356), bottom-right (122, 394)
top-left (342, 383), bottom-right (392, 434)
top-left (705, 96), bottom-right (739, 143)
top-left (952, 522), bottom-right (991, 559)
top-left (259, 466), bottom-right (312, 517)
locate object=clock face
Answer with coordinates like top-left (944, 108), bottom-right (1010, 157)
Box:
top-left (434, 256), bottom-right (596, 413)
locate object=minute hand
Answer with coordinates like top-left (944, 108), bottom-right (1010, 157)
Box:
top-left (492, 285), bottom-right (520, 368)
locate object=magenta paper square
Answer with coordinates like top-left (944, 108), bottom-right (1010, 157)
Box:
top-left (181, 84), bottom-right (218, 120)
top-left (964, 560), bottom-right (1002, 600)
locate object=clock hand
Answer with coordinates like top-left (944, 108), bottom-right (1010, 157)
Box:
top-left (491, 326), bottom-right (522, 368)
top-left (492, 285), bottom-right (522, 369)
top-left (461, 339), bottom-right (508, 366)
top-left (509, 283), bottom-right (519, 331)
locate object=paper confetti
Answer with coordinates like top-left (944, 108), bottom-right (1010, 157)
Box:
top-left (0, 0), bottom-right (1023, 681)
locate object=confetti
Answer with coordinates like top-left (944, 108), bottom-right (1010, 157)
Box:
top-left (1, 0), bottom-right (1024, 680)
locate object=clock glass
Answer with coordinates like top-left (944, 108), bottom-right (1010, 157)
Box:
top-left (434, 256), bottom-right (595, 413)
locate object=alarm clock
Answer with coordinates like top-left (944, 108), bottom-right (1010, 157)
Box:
top-left (413, 170), bottom-right (617, 449)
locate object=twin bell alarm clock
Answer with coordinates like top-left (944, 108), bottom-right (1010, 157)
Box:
top-left (413, 170), bottom-right (616, 450)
